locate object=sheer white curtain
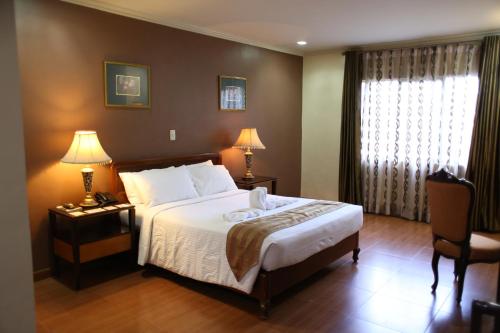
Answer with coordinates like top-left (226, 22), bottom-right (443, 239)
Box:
top-left (360, 43), bottom-right (480, 221)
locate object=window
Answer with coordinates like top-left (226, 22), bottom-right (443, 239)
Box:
top-left (360, 44), bottom-right (480, 221)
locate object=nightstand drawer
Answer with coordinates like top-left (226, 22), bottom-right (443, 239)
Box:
top-left (54, 234), bottom-right (131, 264)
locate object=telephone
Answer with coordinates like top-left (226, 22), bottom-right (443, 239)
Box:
top-left (94, 192), bottom-right (118, 206)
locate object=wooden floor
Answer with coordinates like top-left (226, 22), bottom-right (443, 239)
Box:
top-left (35, 214), bottom-right (498, 333)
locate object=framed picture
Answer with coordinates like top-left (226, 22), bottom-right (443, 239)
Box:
top-left (104, 61), bottom-right (151, 108)
top-left (219, 75), bottom-right (246, 111)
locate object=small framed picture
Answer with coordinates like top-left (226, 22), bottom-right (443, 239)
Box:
top-left (219, 75), bottom-right (246, 111)
top-left (104, 61), bottom-right (151, 108)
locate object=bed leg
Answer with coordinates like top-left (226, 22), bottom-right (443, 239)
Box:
top-left (259, 299), bottom-right (270, 319)
top-left (353, 248), bottom-right (360, 263)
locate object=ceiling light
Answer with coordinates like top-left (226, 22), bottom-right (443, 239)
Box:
top-left (297, 41), bottom-right (307, 46)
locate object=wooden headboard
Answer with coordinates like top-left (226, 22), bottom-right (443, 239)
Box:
top-left (110, 152), bottom-right (221, 197)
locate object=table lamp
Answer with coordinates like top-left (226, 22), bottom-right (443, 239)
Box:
top-left (61, 130), bottom-right (112, 207)
top-left (233, 128), bottom-right (266, 179)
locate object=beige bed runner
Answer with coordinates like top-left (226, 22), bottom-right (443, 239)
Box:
top-left (226, 200), bottom-right (347, 281)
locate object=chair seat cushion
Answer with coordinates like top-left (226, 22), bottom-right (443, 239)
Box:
top-left (470, 233), bottom-right (500, 261)
top-left (434, 233), bottom-right (500, 262)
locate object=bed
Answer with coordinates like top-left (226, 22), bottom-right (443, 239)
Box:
top-left (111, 153), bottom-right (362, 317)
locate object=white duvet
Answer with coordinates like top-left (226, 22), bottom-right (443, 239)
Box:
top-left (138, 190), bottom-right (363, 293)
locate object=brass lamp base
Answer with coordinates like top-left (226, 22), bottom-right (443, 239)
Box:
top-left (79, 167), bottom-right (99, 207)
top-left (80, 193), bottom-right (99, 207)
top-left (243, 173), bottom-right (255, 180)
top-left (243, 148), bottom-right (255, 179)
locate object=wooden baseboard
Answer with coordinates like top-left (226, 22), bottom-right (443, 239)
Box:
top-left (33, 267), bottom-right (51, 281)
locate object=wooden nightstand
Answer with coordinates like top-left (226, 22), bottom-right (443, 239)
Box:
top-left (233, 176), bottom-right (278, 194)
top-left (48, 204), bottom-right (135, 290)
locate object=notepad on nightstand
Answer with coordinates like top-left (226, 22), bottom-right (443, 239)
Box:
top-left (85, 208), bottom-right (106, 214)
top-left (115, 203), bottom-right (134, 208)
top-left (69, 211), bottom-right (86, 217)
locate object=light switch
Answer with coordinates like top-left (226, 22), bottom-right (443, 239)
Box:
top-left (170, 129), bottom-right (176, 141)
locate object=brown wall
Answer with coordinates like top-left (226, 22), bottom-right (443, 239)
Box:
top-left (15, 0), bottom-right (302, 272)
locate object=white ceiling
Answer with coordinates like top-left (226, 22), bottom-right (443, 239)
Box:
top-left (64, 0), bottom-right (500, 55)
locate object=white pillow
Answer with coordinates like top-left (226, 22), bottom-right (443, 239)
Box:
top-left (185, 159), bottom-right (214, 169)
top-left (119, 161), bottom-right (212, 204)
top-left (188, 165), bottom-right (238, 197)
top-left (119, 167), bottom-right (168, 204)
top-left (119, 172), bottom-right (143, 204)
top-left (133, 166), bottom-right (199, 207)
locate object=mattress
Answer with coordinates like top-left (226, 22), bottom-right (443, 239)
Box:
top-left (138, 190), bottom-right (363, 293)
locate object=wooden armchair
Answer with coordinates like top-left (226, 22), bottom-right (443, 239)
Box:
top-left (426, 169), bottom-right (500, 303)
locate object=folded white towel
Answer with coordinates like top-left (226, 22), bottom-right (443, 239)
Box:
top-left (267, 197), bottom-right (297, 209)
top-left (223, 208), bottom-right (263, 223)
top-left (265, 200), bottom-right (276, 210)
top-left (250, 187), bottom-right (297, 210)
top-left (224, 189), bottom-right (299, 222)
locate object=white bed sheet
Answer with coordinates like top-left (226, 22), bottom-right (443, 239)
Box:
top-left (138, 190), bottom-right (363, 293)
top-left (119, 204), bottom-right (145, 229)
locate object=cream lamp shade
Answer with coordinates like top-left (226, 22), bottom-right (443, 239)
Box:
top-left (232, 128), bottom-right (266, 150)
top-left (61, 130), bottom-right (112, 165)
top-left (233, 128), bottom-right (265, 179)
top-left (61, 131), bottom-right (112, 207)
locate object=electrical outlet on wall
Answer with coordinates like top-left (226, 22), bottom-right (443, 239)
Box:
top-left (170, 129), bottom-right (176, 141)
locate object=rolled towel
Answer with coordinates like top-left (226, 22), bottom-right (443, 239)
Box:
top-left (250, 187), bottom-right (298, 210)
top-left (223, 208), bottom-right (263, 223)
top-left (249, 187), bottom-right (267, 210)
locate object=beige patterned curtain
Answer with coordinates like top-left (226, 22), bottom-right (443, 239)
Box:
top-left (360, 43), bottom-right (480, 221)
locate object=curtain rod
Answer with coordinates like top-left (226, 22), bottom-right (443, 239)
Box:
top-left (342, 30), bottom-right (500, 55)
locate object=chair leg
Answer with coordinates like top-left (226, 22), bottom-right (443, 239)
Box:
top-left (454, 259), bottom-right (459, 281)
top-left (497, 263), bottom-right (500, 303)
top-left (353, 248), bottom-right (360, 263)
top-left (456, 260), bottom-right (468, 303)
top-left (431, 250), bottom-right (440, 293)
